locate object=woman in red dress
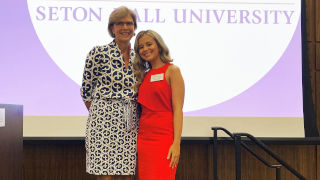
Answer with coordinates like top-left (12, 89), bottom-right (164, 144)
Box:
top-left (133, 30), bottom-right (185, 180)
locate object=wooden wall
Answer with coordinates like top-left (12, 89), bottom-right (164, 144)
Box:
top-left (310, 0), bottom-right (320, 178)
top-left (23, 142), bottom-right (319, 180)
top-left (23, 0), bottom-right (320, 180)
top-left (306, 0), bottom-right (320, 133)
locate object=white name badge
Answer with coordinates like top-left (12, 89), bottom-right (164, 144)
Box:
top-left (150, 73), bottom-right (164, 82)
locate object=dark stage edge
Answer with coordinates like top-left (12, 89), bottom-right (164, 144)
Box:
top-left (23, 137), bottom-right (320, 145)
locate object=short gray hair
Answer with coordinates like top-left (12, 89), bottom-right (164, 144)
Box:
top-left (108, 6), bottom-right (137, 38)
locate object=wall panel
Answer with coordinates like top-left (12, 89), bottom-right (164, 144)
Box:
top-left (177, 143), bottom-right (209, 180)
top-left (308, 42), bottom-right (317, 103)
top-left (316, 43), bottom-right (320, 70)
top-left (306, 0), bottom-right (315, 41)
top-left (317, 145), bottom-right (320, 180)
top-left (23, 143), bottom-right (96, 180)
top-left (316, 72), bottom-right (320, 134)
top-left (23, 142), bottom-right (318, 180)
top-left (316, 0), bottom-right (320, 41)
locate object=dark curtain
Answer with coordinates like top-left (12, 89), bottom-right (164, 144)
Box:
top-left (301, 0), bottom-right (319, 137)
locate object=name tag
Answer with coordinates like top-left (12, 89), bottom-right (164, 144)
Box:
top-left (150, 73), bottom-right (164, 82)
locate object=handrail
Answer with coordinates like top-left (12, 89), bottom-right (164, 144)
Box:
top-left (234, 133), bottom-right (307, 180)
top-left (233, 134), bottom-right (282, 180)
top-left (211, 127), bottom-right (307, 180)
top-left (240, 141), bottom-right (278, 168)
top-left (212, 127), bottom-right (277, 168)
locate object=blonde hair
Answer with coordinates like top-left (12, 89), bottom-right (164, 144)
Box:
top-left (108, 6), bottom-right (137, 38)
top-left (133, 30), bottom-right (173, 91)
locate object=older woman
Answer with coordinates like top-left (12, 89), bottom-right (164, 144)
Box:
top-left (81, 6), bottom-right (138, 180)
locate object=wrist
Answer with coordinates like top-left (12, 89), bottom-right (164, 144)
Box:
top-left (173, 140), bottom-right (181, 145)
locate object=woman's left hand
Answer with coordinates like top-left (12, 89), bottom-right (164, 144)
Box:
top-left (167, 142), bottom-right (180, 168)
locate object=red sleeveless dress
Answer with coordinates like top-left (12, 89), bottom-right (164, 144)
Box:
top-left (137, 63), bottom-right (176, 180)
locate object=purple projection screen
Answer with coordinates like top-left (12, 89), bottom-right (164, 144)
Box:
top-left (0, 0), bottom-right (304, 137)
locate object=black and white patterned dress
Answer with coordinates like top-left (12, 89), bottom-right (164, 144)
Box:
top-left (81, 40), bottom-right (139, 175)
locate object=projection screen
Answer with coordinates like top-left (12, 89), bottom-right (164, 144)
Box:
top-left (0, 0), bottom-right (304, 138)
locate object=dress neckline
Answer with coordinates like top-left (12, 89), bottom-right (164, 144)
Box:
top-left (150, 63), bottom-right (170, 72)
top-left (111, 39), bottom-right (134, 71)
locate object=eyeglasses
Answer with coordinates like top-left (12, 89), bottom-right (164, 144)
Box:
top-left (114, 21), bottom-right (134, 27)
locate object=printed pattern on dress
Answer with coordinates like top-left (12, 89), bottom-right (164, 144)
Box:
top-left (81, 40), bottom-right (137, 102)
top-left (81, 40), bottom-right (138, 175)
top-left (86, 99), bottom-right (138, 175)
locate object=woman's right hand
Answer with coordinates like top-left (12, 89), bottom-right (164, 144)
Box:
top-left (167, 142), bottom-right (180, 168)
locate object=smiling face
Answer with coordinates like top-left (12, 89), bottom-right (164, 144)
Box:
top-left (112, 14), bottom-right (135, 43)
top-left (138, 34), bottom-right (161, 63)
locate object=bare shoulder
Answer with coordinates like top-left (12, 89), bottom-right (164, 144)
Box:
top-left (167, 64), bottom-right (184, 86)
top-left (168, 64), bottom-right (182, 75)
